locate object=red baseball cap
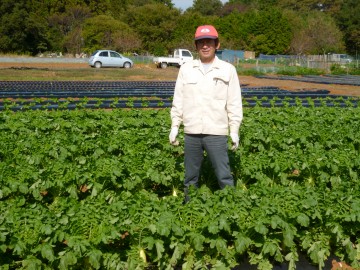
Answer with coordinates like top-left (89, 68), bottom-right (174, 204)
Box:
top-left (194, 25), bottom-right (219, 40)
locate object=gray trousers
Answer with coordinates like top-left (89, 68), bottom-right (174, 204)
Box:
top-left (184, 134), bottom-right (234, 191)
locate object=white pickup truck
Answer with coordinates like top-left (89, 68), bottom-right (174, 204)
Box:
top-left (153, 49), bottom-right (193, 68)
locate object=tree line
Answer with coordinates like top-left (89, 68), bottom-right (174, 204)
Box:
top-left (0, 0), bottom-right (358, 57)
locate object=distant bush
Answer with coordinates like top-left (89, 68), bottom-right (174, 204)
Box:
top-left (236, 67), bottom-right (265, 76)
top-left (238, 59), bottom-right (268, 64)
top-left (350, 68), bottom-right (360, 75)
top-left (276, 66), bottom-right (324, 76)
top-left (330, 63), bottom-right (360, 75)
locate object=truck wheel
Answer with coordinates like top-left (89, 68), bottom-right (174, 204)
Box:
top-left (161, 62), bottom-right (168, 69)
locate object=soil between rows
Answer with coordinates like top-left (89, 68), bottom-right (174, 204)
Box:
top-left (0, 61), bottom-right (359, 97)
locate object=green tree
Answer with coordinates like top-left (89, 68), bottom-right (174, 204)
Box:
top-left (282, 10), bottom-right (309, 55)
top-left (0, 0), bottom-right (49, 54)
top-left (289, 12), bottom-right (344, 55)
top-left (216, 11), bottom-right (248, 49)
top-left (227, 0), bottom-right (278, 10)
top-left (276, 0), bottom-right (343, 13)
top-left (125, 4), bottom-right (181, 54)
top-left (82, 15), bottom-right (141, 53)
top-left (335, 0), bottom-right (360, 55)
top-left (106, 0), bottom-right (131, 19)
top-left (219, 9), bottom-right (292, 55)
top-left (229, 0), bottom-right (343, 12)
top-left (127, 0), bottom-right (174, 8)
top-left (0, 0), bottom-right (354, 57)
top-left (190, 0), bottom-right (224, 16)
top-left (220, 2), bottom-right (249, 17)
top-left (48, 5), bottom-right (91, 54)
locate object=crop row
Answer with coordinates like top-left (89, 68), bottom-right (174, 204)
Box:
top-left (0, 96), bottom-right (359, 111)
top-left (256, 75), bottom-right (360, 86)
top-left (0, 80), bottom-right (346, 99)
top-left (0, 107), bottom-right (359, 269)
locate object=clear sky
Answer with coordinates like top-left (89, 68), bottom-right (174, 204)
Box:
top-left (173, 0), bottom-right (228, 11)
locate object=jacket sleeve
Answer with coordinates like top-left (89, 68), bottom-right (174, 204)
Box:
top-left (227, 66), bottom-right (243, 134)
top-left (170, 68), bottom-right (184, 128)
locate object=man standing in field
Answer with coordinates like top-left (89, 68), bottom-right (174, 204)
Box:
top-left (169, 25), bottom-right (243, 202)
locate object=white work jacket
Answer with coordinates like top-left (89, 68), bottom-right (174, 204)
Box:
top-left (170, 56), bottom-right (243, 135)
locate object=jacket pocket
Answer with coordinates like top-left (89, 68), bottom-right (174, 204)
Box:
top-left (183, 75), bottom-right (198, 99)
top-left (213, 75), bottom-right (229, 100)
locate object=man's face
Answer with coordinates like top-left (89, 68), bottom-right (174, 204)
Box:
top-left (195, 38), bottom-right (220, 63)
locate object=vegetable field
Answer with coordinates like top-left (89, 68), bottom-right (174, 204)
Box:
top-left (0, 106), bottom-right (360, 269)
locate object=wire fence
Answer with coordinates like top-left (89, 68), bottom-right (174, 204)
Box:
top-left (236, 54), bottom-right (360, 73)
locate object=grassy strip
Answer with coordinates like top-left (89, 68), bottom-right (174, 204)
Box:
top-left (0, 64), bottom-right (179, 81)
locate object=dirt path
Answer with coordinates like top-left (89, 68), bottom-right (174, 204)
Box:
top-left (240, 76), bottom-right (360, 96)
top-left (0, 61), bottom-right (359, 96)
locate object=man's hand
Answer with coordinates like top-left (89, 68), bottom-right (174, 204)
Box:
top-left (230, 133), bottom-right (239, 151)
top-left (169, 127), bottom-right (179, 145)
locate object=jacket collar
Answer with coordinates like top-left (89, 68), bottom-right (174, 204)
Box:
top-left (193, 56), bottom-right (221, 70)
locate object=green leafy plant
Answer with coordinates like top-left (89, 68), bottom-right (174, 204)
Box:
top-left (0, 106), bottom-right (359, 269)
